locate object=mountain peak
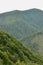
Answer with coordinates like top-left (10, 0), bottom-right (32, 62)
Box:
top-left (23, 8), bottom-right (43, 13)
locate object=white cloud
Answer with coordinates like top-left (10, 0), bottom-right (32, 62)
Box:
top-left (0, 0), bottom-right (43, 13)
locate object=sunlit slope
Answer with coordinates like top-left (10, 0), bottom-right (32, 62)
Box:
top-left (0, 30), bottom-right (43, 65)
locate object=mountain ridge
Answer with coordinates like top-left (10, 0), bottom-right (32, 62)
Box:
top-left (0, 8), bottom-right (43, 15)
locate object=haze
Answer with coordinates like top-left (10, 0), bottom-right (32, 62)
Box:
top-left (0, 0), bottom-right (43, 13)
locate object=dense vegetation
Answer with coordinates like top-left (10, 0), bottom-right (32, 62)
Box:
top-left (0, 30), bottom-right (43, 65)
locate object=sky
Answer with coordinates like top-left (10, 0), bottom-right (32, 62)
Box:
top-left (0, 0), bottom-right (43, 13)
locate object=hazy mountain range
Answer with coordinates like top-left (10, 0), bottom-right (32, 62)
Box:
top-left (0, 8), bottom-right (43, 39)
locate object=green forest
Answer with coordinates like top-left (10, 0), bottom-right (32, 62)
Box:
top-left (0, 30), bottom-right (43, 65)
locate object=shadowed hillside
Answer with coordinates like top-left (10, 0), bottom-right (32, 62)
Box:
top-left (21, 32), bottom-right (43, 57)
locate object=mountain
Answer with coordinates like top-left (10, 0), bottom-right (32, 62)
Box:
top-left (0, 8), bottom-right (43, 39)
top-left (0, 8), bottom-right (43, 58)
top-left (0, 30), bottom-right (43, 65)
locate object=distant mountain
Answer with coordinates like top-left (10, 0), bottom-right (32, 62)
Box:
top-left (0, 30), bottom-right (43, 65)
top-left (0, 8), bottom-right (43, 39)
top-left (21, 32), bottom-right (43, 57)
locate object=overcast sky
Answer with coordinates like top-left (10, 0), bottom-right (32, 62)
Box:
top-left (0, 0), bottom-right (43, 13)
